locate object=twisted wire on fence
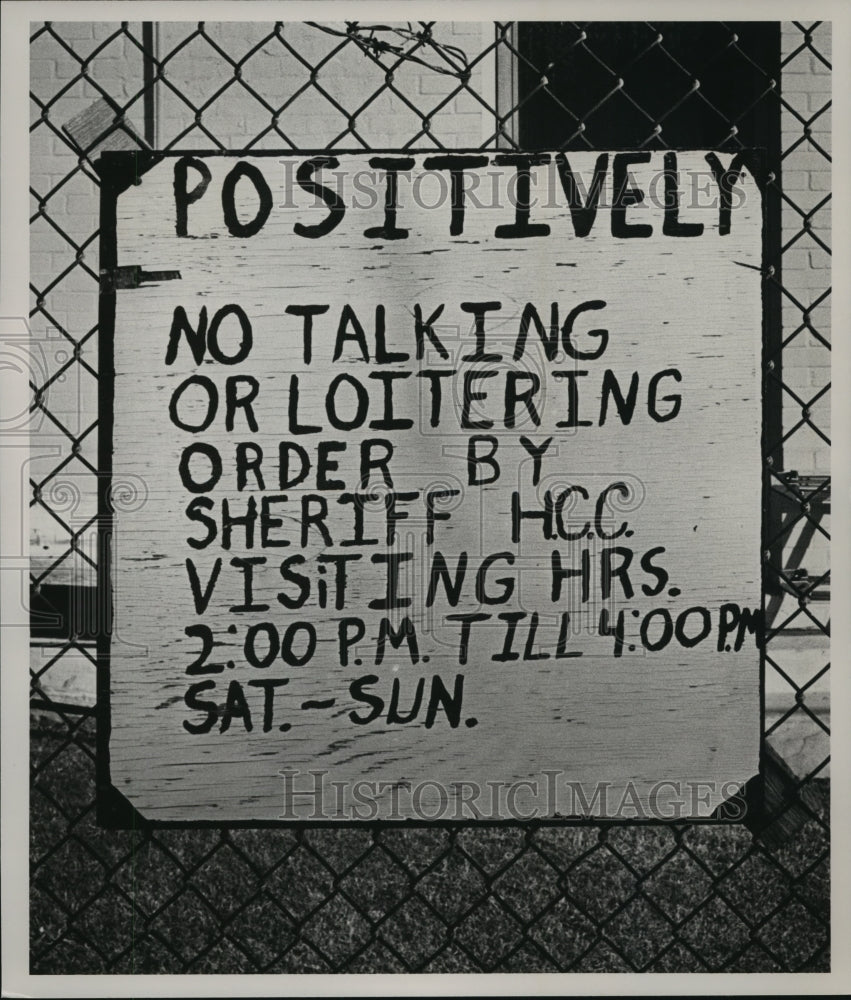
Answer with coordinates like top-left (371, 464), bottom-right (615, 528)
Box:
top-left (28, 20), bottom-right (830, 973)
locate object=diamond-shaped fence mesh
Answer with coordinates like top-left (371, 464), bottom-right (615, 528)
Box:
top-left (29, 21), bottom-right (830, 973)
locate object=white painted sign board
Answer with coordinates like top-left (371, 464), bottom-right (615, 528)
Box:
top-left (101, 151), bottom-right (763, 822)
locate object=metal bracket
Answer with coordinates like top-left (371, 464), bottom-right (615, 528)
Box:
top-left (100, 265), bottom-right (181, 292)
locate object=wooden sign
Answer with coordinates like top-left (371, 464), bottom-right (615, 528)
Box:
top-left (99, 151), bottom-right (763, 822)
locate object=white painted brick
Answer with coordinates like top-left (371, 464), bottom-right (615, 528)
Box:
top-left (446, 22), bottom-right (487, 37)
top-left (781, 170), bottom-right (809, 191)
top-left (64, 193), bottom-right (98, 217)
top-left (807, 92), bottom-right (831, 113)
top-left (51, 22), bottom-right (96, 42)
top-left (795, 72), bottom-right (830, 94)
top-left (418, 73), bottom-right (459, 95)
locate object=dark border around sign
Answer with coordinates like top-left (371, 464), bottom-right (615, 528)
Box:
top-left (96, 147), bottom-right (771, 830)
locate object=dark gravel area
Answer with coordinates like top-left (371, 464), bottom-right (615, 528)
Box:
top-left (30, 712), bottom-right (829, 973)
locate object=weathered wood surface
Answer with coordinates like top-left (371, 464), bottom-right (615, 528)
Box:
top-left (62, 97), bottom-right (146, 157)
top-left (106, 152), bottom-right (763, 820)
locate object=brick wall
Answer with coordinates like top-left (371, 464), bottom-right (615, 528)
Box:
top-left (779, 21), bottom-right (831, 477)
top-left (154, 22), bottom-right (493, 150)
top-left (765, 23), bottom-right (830, 738)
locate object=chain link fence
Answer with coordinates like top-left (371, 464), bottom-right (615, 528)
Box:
top-left (29, 20), bottom-right (830, 973)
